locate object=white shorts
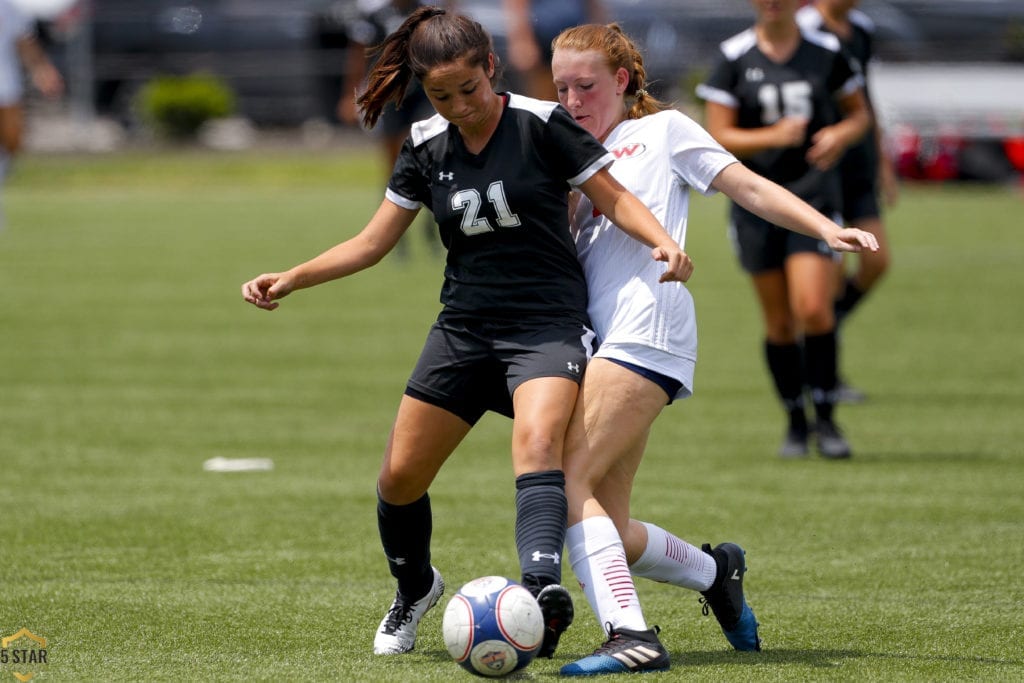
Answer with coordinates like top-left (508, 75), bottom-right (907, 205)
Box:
top-left (594, 341), bottom-right (695, 402)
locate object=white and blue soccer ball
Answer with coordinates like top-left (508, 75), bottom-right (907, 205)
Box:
top-left (442, 576), bottom-right (544, 677)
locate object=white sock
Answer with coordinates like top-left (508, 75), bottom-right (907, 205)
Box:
top-left (629, 522), bottom-right (717, 591)
top-left (567, 516), bottom-right (647, 632)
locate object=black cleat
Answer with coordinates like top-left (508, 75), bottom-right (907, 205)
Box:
top-left (699, 543), bottom-right (762, 651)
top-left (535, 584), bottom-right (574, 658)
top-left (816, 420), bottom-right (852, 459)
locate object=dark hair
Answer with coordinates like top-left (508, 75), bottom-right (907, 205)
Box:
top-left (552, 23), bottom-right (670, 120)
top-left (356, 6), bottom-right (500, 128)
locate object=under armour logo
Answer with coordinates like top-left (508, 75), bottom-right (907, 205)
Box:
top-left (567, 362), bottom-right (580, 373)
top-left (438, 171), bottom-right (454, 181)
top-left (745, 67), bottom-right (765, 82)
top-left (532, 551), bottom-right (561, 564)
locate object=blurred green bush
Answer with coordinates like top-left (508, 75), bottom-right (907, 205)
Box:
top-left (137, 74), bottom-right (236, 139)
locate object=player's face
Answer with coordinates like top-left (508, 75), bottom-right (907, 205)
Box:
top-left (422, 55), bottom-right (500, 134)
top-left (751, 0), bottom-right (800, 23)
top-left (551, 48), bottom-right (629, 142)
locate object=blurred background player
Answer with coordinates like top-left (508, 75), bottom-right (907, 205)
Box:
top-left (502, 0), bottom-right (606, 100)
top-left (797, 0), bottom-right (897, 403)
top-left (697, 0), bottom-right (870, 459)
top-left (0, 0), bottom-right (63, 188)
top-left (337, 0), bottom-right (442, 259)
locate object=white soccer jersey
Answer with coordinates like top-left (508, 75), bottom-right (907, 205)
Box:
top-left (571, 110), bottom-right (737, 394)
top-left (0, 0), bottom-right (31, 104)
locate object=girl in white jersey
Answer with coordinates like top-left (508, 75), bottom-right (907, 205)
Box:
top-left (0, 0), bottom-right (62, 184)
top-left (551, 23), bottom-right (878, 675)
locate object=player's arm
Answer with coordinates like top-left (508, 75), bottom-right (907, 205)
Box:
top-left (578, 168), bottom-right (693, 283)
top-left (711, 161), bottom-right (878, 253)
top-left (242, 199), bottom-right (418, 310)
top-left (16, 34), bottom-right (63, 99)
top-left (704, 100), bottom-right (808, 158)
top-left (502, 0), bottom-right (540, 72)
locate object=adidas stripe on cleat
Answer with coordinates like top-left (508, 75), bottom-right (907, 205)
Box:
top-left (560, 625), bottom-right (670, 676)
top-left (373, 566), bottom-right (445, 655)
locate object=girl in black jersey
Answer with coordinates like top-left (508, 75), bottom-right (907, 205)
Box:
top-left (798, 0), bottom-right (897, 403)
top-left (242, 5), bottom-right (691, 660)
top-left (698, 0), bottom-right (870, 459)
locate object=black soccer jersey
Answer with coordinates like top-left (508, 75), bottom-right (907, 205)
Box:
top-left (386, 93), bottom-right (613, 320)
top-left (697, 27), bottom-right (863, 215)
top-left (796, 5), bottom-right (880, 181)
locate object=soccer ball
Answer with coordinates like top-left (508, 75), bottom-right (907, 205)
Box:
top-left (442, 576), bottom-right (544, 677)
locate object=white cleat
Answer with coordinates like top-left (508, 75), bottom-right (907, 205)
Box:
top-left (373, 567), bottom-right (445, 655)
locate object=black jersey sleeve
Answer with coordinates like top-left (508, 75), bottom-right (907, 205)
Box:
top-left (827, 47), bottom-right (863, 98)
top-left (696, 49), bottom-right (741, 108)
top-left (386, 136), bottom-right (431, 209)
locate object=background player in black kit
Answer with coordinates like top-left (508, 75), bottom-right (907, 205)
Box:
top-left (798, 0), bottom-right (897, 403)
top-left (697, 0), bottom-right (870, 459)
top-left (242, 5), bottom-right (692, 660)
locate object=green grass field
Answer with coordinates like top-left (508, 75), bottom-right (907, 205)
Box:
top-left (2, 148), bottom-right (1022, 681)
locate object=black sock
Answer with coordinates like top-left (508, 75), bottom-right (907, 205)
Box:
top-left (764, 340), bottom-right (807, 432)
top-left (515, 470), bottom-right (567, 593)
top-left (377, 492), bottom-right (434, 599)
top-left (804, 331), bottom-right (838, 424)
top-left (834, 277), bottom-right (866, 325)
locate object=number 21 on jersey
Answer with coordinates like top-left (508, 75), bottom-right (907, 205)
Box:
top-left (757, 80), bottom-right (812, 123)
top-left (451, 181), bottom-right (522, 236)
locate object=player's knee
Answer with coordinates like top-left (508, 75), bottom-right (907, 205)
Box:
top-left (512, 431), bottom-right (563, 472)
top-left (377, 473), bottom-right (430, 506)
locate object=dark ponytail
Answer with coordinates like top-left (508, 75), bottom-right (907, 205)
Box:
top-left (356, 5), bottom-right (499, 128)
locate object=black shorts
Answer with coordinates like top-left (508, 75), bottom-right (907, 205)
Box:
top-left (729, 208), bottom-right (839, 274)
top-left (839, 140), bottom-right (881, 223)
top-left (840, 173), bottom-right (881, 223)
top-left (405, 313), bottom-right (596, 425)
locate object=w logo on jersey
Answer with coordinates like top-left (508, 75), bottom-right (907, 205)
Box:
top-left (610, 142), bottom-right (647, 160)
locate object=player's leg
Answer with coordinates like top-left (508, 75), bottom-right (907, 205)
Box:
top-left (786, 252), bottom-right (851, 458)
top-left (510, 375), bottom-right (579, 657)
top-left (751, 268), bottom-right (809, 457)
top-left (373, 394), bottom-right (471, 654)
top-left (837, 214), bottom-right (891, 322)
top-left (623, 520), bottom-right (761, 651)
top-left (836, 213), bottom-right (891, 399)
top-left (374, 319), bottom-right (484, 655)
top-left (560, 359), bottom-right (670, 675)
top-left (0, 105), bottom-right (22, 217)
top-left (0, 104), bottom-right (23, 158)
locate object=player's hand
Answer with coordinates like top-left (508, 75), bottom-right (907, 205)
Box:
top-left (651, 246), bottom-right (694, 283)
top-left (774, 116), bottom-right (808, 148)
top-left (807, 126), bottom-right (847, 170)
top-left (241, 272), bottom-right (295, 311)
top-left (827, 228), bottom-right (879, 254)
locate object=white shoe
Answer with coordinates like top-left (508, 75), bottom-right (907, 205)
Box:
top-left (373, 567), bottom-right (444, 654)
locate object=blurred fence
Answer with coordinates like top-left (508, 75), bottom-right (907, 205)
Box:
top-left (26, 0), bottom-right (1024, 179)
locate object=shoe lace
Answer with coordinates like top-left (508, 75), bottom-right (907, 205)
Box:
top-left (592, 623), bottom-right (660, 654)
top-left (699, 596), bottom-right (711, 617)
top-left (381, 596), bottom-right (414, 635)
